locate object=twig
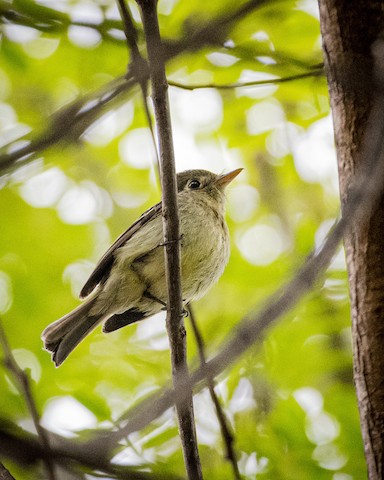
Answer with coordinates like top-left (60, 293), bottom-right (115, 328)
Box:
top-left (0, 64), bottom-right (320, 176)
top-left (169, 68), bottom-right (324, 90)
top-left (0, 0), bottom-right (276, 173)
top-left (136, 1), bottom-right (202, 479)
top-left (163, 0), bottom-right (272, 59)
top-left (0, 320), bottom-right (56, 480)
top-left (188, 305), bottom-right (240, 480)
top-left (116, 0), bottom-right (141, 64)
top-left (116, 0), bottom-right (160, 178)
top-left (140, 85), bottom-right (161, 179)
top-left (0, 4), bottom-right (126, 44)
top-left (0, 75), bottom-right (135, 173)
top-left (0, 462), bottom-right (15, 480)
top-left (0, 425), bottom-right (183, 480)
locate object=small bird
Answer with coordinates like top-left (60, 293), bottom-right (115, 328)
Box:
top-left (42, 168), bottom-right (242, 366)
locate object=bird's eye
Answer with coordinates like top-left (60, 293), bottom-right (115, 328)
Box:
top-left (188, 179), bottom-right (201, 190)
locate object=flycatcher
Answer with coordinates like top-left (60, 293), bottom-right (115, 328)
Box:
top-left (42, 168), bottom-right (242, 366)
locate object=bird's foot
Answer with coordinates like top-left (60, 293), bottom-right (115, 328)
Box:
top-left (145, 290), bottom-right (188, 318)
top-left (157, 304), bottom-right (188, 318)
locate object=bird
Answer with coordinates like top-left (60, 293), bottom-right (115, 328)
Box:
top-left (42, 168), bottom-right (242, 366)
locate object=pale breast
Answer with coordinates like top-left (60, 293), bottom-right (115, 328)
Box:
top-left (178, 195), bottom-right (230, 302)
top-left (123, 191), bottom-right (230, 306)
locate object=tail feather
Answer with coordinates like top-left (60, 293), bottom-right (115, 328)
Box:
top-left (42, 298), bottom-right (104, 367)
top-left (103, 309), bottom-right (146, 333)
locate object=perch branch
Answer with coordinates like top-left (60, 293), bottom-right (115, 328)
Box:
top-left (136, 0), bottom-right (202, 479)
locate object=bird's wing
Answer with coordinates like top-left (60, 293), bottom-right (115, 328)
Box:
top-left (80, 202), bottom-right (162, 299)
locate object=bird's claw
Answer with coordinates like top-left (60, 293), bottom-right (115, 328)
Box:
top-left (159, 307), bottom-right (188, 318)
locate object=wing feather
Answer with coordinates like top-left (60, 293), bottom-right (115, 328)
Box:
top-left (80, 202), bottom-right (162, 298)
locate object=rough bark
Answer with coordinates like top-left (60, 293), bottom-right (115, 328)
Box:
top-left (318, 1), bottom-right (384, 478)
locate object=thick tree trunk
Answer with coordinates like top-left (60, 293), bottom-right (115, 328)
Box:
top-left (318, 1), bottom-right (384, 478)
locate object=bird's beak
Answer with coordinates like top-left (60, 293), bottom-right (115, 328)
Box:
top-left (215, 168), bottom-right (243, 187)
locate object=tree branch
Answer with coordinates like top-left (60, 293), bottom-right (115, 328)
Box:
top-left (162, 0), bottom-right (271, 59)
top-left (101, 218), bottom-right (344, 445)
top-left (0, 75), bottom-right (135, 174)
top-left (169, 67), bottom-right (324, 90)
top-left (188, 305), bottom-right (240, 480)
top-left (136, 1), bottom-right (202, 479)
top-left (0, 423), bottom-right (183, 480)
top-left (0, 320), bottom-right (56, 480)
top-left (116, 0), bottom-right (160, 177)
top-left (0, 2), bottom-right (126, 44)
top-left (116, 0), bottom-right (141, 64)
top-left (0, 0), bottom-right (276, 174)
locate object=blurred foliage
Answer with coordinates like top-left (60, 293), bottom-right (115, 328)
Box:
top-left (0, 0), bottom-right (365, 479)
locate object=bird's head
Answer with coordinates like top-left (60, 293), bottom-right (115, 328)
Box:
top-left (176, 169), bottom-right (243, 207)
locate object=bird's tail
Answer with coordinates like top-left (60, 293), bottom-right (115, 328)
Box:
top-left (41, 297), bottom-right (104, 367)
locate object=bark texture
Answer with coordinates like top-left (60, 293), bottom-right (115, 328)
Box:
top-left (318, 1), bottom-right (384, 478)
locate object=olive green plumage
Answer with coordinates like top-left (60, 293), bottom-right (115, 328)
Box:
top-left (42, 168), bottom-right (242, 366)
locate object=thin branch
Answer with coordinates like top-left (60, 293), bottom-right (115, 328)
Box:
top-left (163, 0), bottom-right (272, 59)
top-left (116, 0), bottom-right (160, 178)
top-left (0, 320), bottom-right (56, 480)
top-left (116, 0), bottom-right (142, 63)
top-left (0, 62), bottom-right (319, 176)
top-left (0, 425), bottom-right (183, 480)
top-left (169, 68), bottom-right (324, 90)
top-left (140, 85), bottom-right (161, 178)
top-left (136, 1), bottom-right (202, 479)
top-left (188, 305), bottom-right (240, 480)
top-left (0, 0), bottom-right (276, 174)
top-left (0, 4), bottom-right (126, 44)
top-left (0, 75), bottom-right (135, 174)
